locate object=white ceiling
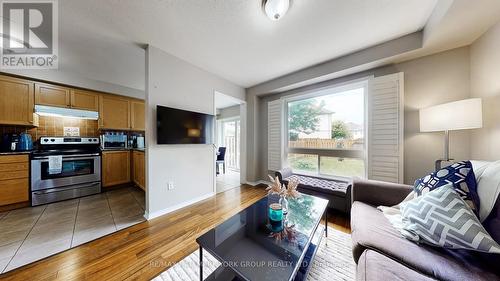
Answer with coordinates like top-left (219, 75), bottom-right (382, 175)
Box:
top-left (59, 0), bottom-right (439, 88)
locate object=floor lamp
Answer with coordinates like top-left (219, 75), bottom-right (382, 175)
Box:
top-left (419, 98), bottom-right (483, 171)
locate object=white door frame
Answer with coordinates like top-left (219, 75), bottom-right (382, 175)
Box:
top-left (214, 91), bottom-right (247, 191)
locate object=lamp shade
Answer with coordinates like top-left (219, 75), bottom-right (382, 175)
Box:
top-left (419, 98), bottom-right (482, 132)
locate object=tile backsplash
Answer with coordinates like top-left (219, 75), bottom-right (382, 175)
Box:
top-left (0, 116), bottom-right (99, 141)
top-left (37, 116), bottom-right (98, 138)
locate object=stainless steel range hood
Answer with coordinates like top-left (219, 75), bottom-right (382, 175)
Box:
top-left (35, 105), bottom-right (99, 120)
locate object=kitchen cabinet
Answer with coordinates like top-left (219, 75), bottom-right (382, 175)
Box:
top-left (0, 73), bottom-right (146, 129)
top-left (35, 83), bottom-right (71, 108)
top-left (0, 75), bottom-right (35, 126)
top-left (132, 150), bottom-right (145, 190)
top-left (70, 89), bottom-right (99, 111)
top-left (102, 150), bottom-right (130, 187)
top-left (35, 83), bottom-right (100, 112)
top-left (99, 95), bottom-right (131, 130)
top-left (0, 155), bottom-right (29, 206)
top-left (131, 100), bottom-right (145, 131)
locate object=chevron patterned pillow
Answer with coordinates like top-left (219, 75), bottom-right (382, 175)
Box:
top-left (400, 183), bottom-right (500, 254)
top-left (413, 161), bottom-right (480, 217)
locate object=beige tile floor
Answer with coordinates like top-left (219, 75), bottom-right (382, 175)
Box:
top-left (216, 169), bottom-right (241, 193)
top-left (0, 186), bottom-right (145, 273)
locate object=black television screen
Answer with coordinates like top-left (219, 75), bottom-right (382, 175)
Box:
top-left (156, 105), bottom-right (214, 144)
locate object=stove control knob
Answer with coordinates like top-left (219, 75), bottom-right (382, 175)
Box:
top-left (50, 139), bottom-right (55, 142)
top-left (43, 139), bottom-right (48, 142)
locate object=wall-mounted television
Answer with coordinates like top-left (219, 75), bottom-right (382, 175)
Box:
top-left (156, 105), bottom-right (214, 144)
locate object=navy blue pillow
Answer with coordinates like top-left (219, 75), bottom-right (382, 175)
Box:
top-left (414, 161), bottom-right (480, 216)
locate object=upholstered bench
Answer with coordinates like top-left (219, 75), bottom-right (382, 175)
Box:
top-left (275, 168), bottom-right (352, 214)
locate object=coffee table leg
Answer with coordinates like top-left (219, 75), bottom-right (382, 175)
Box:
top-left (324, 210), bottom-right (328, 237)
top-left (199, 246), bottom-right (203, 281)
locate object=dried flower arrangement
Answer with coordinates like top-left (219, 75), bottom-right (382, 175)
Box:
top-left (269, 224), bottom-right (297, 243)
top-left (266, 175), bottom-right (301, 199)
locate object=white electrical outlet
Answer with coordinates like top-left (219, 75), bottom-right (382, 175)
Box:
top-left (167, 182), bottom-right (174, 190)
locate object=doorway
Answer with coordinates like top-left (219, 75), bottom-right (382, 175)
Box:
top-left (214, 92), bottom-right (244, 193)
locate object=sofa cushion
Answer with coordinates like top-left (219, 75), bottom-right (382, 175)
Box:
top-left (283, 175), bottom-right (348, 197)
top-left (351, 201), bottom-right (500, 281)
top-left (356, 250), bottom-right (435, 281)
top-left (472, 160), bottom-right (500, 221)
top-left (400, 184), bottom-right (500, 253)
top-left (414, 161), bottom-right (480, 216)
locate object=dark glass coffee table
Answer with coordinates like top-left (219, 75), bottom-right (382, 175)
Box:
top-left (196, 193), bottom-right (329, 281)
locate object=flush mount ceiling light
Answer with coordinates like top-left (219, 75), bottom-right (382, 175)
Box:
top-left (263, 0), bottom-right (290, 21)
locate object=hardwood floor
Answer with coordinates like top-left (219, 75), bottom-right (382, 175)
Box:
top-left (0, 185), bottom-right (350, 281)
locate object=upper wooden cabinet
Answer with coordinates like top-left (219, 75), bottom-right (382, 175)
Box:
top-left (0, 75), bottom-right (35, 126)
top-left (99, 95), bottom-right (131, 130)
top-left (0, 74), bottom-right (146, 129)
top-left (70, 89), bottom-right (99, 111)
top-left (35, 83), bottom-right (100, 111)
top-left (35, 83), bottom-right (71, 108)
top-left (131, 100), bottom-right (145, 131)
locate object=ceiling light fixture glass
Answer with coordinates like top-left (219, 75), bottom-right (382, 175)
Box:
top-left (263, 0), bottom-right (290, 21)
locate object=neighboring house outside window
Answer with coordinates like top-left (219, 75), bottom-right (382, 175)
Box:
top-left (286, 82), bottom-right (367, 179)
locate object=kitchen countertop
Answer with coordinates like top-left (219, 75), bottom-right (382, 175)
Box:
top-left (0, 151), bottom-right (32, 155)
top-left (101, 148), bottom-right (145, 152)
top-left (0, 149), bottom-right (146, 155)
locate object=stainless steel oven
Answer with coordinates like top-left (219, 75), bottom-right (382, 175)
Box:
top-left (30, 137), bottom-right (101, 206)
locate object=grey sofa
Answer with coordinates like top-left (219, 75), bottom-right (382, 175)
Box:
top-left (351, 178), bottom-right (500, 281)
top-left (276, 168), bottom-right (352, 213)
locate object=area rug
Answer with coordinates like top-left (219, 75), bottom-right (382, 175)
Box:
top-left (152, 226), bottom-right (355, 281)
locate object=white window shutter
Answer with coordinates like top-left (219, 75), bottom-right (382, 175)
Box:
top-left (368, 73), bottom-right (404, 183)
top-left (268, 99), bottom-right (284, 172)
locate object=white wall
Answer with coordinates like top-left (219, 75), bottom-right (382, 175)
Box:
top-left (391, 47), bottom-right (472, 183)
top-left (145, 45), bottom-right (245, 218)
top-left (470, 21), bottom-right (500, 160)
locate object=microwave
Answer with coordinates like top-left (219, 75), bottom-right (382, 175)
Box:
top-left (100, 134), bottom-right (127, 149)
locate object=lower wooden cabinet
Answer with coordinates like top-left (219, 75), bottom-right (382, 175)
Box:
top-left (0, 155), bottom-right (29, 206)
top-left (132, 150), bottom-right (145, 190)
top-left (102, 150), bottom-right (130, 187)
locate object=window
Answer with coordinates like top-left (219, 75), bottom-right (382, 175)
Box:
top-left (286, 83), bottom-right (366, 179)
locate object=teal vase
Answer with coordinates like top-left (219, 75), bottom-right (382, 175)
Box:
top-left (269, 203), bottom-right (284, 232)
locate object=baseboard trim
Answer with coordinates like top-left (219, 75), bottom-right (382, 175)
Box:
top-left (144, 192), bottom-right (215, 220)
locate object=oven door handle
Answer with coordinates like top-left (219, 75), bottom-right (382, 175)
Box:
top-left (32, 154), bottom-right (100, 160)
